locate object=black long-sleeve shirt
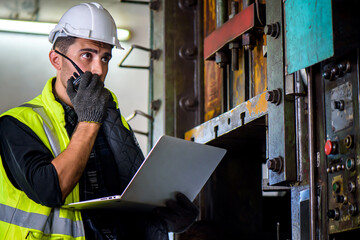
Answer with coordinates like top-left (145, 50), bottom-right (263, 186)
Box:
top-left (0, 106), bottom-right (168, 239)
top-left (0, 116), bottom-right (63, 206)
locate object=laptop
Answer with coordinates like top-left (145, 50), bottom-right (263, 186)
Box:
top-left (61, 135), bottom-right (227, 211)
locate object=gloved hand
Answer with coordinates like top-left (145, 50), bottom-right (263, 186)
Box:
top-left (67, 71), bottom-right (109, 124)
top-left (155, 192), bottom-right (199, 233)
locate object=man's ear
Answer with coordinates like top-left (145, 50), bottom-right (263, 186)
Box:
top-left (49, 50), bottom-right (61, 70)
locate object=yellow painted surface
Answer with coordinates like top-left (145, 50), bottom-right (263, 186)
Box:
top-left (246, 92), bottom-right (268, 116)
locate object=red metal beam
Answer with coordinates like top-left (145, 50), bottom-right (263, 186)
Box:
top-left (204, 4), bottom-right (255, 60)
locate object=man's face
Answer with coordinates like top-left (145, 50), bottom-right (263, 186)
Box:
top-left (58, 38), bottom-right (113, 86)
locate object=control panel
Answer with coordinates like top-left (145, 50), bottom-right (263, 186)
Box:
top-left (323, 53), bottom-right (360, 234)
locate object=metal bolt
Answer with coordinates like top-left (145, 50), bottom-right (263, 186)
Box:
top-left (151, 99), bottom-right (162, 111)
top-left (267, 157), bottom-right (283, 173)
top-left (215, 52), bottom-right (228, 68)
top-left (185, 47), bottom-right (196, 56)
top-left (229, 42), bottom-right (240, 71)
top-left (229, 1), bottom-right (239, 19)
top-left (184, 98), bottom-right (197, 108)
top-left (242, 33), bottom-right (256, 50)
top-left (150, 49), bottom-right (161, 60)
top-left (264, 22), bottom-right (280, 39)
top-left (266, 89), bottom-right (282, 105)
top-left (150, 0), bottom-right (160, 11)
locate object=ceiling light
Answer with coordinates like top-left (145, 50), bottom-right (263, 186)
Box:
top-left (0, 19), bottom-right (131, 41)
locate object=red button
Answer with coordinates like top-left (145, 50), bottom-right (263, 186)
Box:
top-left (325, 140), bottom-right (333, 155)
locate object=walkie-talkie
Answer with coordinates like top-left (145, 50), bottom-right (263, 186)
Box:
top-left (55, 50), bottom-right (84, 91)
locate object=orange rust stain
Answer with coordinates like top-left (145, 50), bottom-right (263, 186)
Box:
top-left (253, 34), bottom-right (267, 96)
top-left (204, 61), bottom-right (222, 121)
top-left (246, 92), bottom-right (268, 116)
top-left (232, 49), bottom-right (245, 106)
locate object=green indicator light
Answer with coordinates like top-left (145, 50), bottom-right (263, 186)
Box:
top-left (347, 160), bottom-right (352, 168)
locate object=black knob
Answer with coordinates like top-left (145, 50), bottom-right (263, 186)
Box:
top-left (334, 100), bottom-right (345, 111)
top-left (337, 63), bottom-right (346, 77)
top-left (348, 203), bottom-right (357, 216)
top-left (336, 195), bottom-right (345, 203)
top-left (322, 69), bottom-right (331, 80)
top-left (331, 66), bottom-right (339, 77)
top-left (327, 208), bottom-right (340, 220)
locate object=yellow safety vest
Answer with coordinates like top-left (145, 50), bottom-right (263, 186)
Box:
top-left (0, 77), bottom-right (121, 239)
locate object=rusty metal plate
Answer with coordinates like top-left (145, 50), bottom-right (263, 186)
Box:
top-left (185, 92), bottom-right (268, 143)
top-left (232, 49), bottom-right (246, 107)
top-left (204, 3), bottom-right (256, 60)
top-left (203, 0), bottom-right (222, 122)
top-left (204, 0), bottom-right (216, 37)
top-left (253, 34), bottom-right (267, 97)
top-left (204, 61), bottom-right (222, 121)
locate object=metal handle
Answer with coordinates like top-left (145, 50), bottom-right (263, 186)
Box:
top-left (118, 44), bottom-right (160, 69)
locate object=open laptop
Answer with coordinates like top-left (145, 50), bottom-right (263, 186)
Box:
top-left (61, 135), bottom-right (227, 211)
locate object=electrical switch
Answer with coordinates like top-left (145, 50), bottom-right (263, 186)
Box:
top-left (325, 140), bottom-right (337, 155)
top-left (336, 195), bottom-right (347, 204)
top-left (344, 135), bottom-right (353, 149)
top-left (334, 100), bottom-right (345, 111)
top-left (333, 182), bottom-right (341, 193)
top-left (348, 181), bottom-right (356, 193)
top-left (348, 203), bottom-right (357, 216)
top-left (327, 208), bottom-right (340, 220)
top-left (346, 158), bottom-right (355, 171)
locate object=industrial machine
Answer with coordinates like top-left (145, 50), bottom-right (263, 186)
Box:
top-left (146, 0), bottom-right (360, 239)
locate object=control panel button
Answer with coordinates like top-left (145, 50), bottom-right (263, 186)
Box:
top-left (333, 182), bottom-right (341, 193)
top-left (335, 195), bottom-right (348, 204)
top-left (348, 181), bottom-right (356, 193)
top-left (344, 135), bottom-right (354, 149)
top-left (327, 208), bottom-right (340, 220)
top-left (334, 100), bottom-right (345, 111)
top-left (346, 158), bottom-right (355, 171)
top-left (325, 140), bottom-right (337, 155)
top-left (348, 203), bottom-right (357, 216)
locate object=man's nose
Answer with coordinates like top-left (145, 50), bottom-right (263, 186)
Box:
top-left (91, 60), bottom-right (104, 78)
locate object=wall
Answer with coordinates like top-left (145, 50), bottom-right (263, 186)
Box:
top-left (0, 1), bottom-right (150, 153)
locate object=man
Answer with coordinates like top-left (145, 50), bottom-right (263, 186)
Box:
top-left (0, 2), bottom-right (198, 239)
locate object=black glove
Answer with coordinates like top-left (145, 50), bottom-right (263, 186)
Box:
top-left (155, 192), bottom-right (199, 233)
top-left (67, 71), bottom-right (109, 124)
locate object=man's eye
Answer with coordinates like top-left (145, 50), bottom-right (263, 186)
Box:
top-left (81, 53), bottom-right (91, 59)
top-left (101, 57), bottom-right (111, 63)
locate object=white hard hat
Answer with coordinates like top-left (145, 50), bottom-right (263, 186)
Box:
top-left (49, 2), bottom-right (123, 49)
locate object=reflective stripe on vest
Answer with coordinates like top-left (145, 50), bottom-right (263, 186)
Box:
top-left (8, 104), bottom-right (85, 238)
top-left (21, 104), bottom-right (61, 157)
top-left (0, 204), bottom-right (84, 238)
